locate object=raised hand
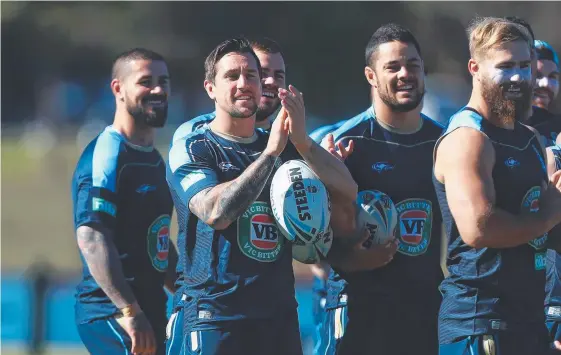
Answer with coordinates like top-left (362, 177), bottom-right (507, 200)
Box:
top-left (322, 133), bottom-right (354, 162)
top-left (264, 106), bottom-right (290, 157)
top-left (279, 85), bottom-right (308, 147)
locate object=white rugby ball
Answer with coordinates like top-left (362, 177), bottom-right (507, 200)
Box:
top-left (291, 227), bottom-right (333, 264)
top-left (356, 190), bottom-right (398, 248)
top-left (270, 159), bottom-right (331, 245)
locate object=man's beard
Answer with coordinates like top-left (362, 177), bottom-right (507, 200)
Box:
top-left (228, 101), bottom-right (258, 119)
top-left (482, 78), bottom-right (532, 126)
top-left (256, 99), bottom-right (281, 122)
top-left (126, 97), bottom-right (168, 128)
top-left (378, 83), bottom-right (425, 113)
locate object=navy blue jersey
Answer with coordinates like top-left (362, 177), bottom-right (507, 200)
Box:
top-left (531, 107), bottom-right (561, 147)
top-left (167, 126), bottom-right (300, 330)
top-left (169, 112), bottom-right (272, 310)
top-left (173, 112), bottom-right (216, 144)
top-left (72, 126), bottom-right (173, 325)
top-left (329, 108), bottom-right (445, 306)
top-left (435, 108), bottom-right (549, 343)
top-left (169, 112), bottom-right (215, 310)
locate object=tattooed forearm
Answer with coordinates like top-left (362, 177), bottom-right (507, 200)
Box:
top-left (296, 139), bottom-right (357, 201)
top-left (76, 225), bottom-right (137, 309)
top-left (189, 153), bottom-right (279, 230)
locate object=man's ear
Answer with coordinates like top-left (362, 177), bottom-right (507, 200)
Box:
top-left (204, 80), bottom-right (216, 100)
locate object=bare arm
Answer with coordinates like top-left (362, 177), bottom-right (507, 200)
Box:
top-left (435, 128), bottom-right (557, 249)
top-left (164, 242), bottom-right (178, 293)
top-left (278, 85), bottom-right (357, 202)
top-left (293, 138), bottom-right (358, 202)
top-left (185, 108), bottom-right (290, 230)
top-left (327, 233), bottom-right (398, 272)
top-left (76, 225), bottom-right (137, 309)
top-left (189, 152), bottom-right (279, 230)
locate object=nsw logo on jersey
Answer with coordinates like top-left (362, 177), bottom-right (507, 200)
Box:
top-left (396, 199), bottom-right (433, 256)
top-left (504, 157), bottom-right (520, 169)
top-left (147, 214), bottom-right (171, 272)
top-left (372, 162), bottom-right (394, 174)
top-left (521, 186), bottom-right (548, 251)
top-left (136, 184), bottom-right (156, 195)
top-left (238, 202), bottom-right (284, 262)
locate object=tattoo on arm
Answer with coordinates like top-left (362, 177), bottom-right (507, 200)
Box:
top-left (76, 225), bottom-right (136, 309)
top-left (189, 153), bottom-right (279, 229)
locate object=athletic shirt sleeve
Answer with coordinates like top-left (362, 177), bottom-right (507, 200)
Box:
top-left (168, 133), bottom-right (219, 210)
top-left (73, 130), bottom-right (122, 231)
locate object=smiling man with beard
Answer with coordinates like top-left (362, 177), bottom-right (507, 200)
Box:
top-left (167, 37), bottom-right (357, 355)
top-left (164, 37), bottom-right (287, 355)
top-left (314, 23), bottom-right (445, 355)
top-left (72, 48), bottom-right (177, 355)
top-left (171, 37), bottom-right (285, 144)
top-left (434, 18), bottom-right (561, 355)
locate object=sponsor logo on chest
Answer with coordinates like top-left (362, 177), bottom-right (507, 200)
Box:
top-left (238, 202), bottom-right (284, 262)
top-left (147, 214), bottom-right (171, 272)
top-left (521, 186), bottom-right (548, 251)
top-left (396, 199), bottom-right (433, 256)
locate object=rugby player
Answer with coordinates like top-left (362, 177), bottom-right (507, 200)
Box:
top-left (164, 36), bottom-right (287, 355)
top-left (72, 48), bottom-right (177, 355)
top-left (434, 17), bottom-right (561, 354)
top-left (167, 37), bottom-right (357, 355)
top-left (321, 23), bottom-right (445, 355)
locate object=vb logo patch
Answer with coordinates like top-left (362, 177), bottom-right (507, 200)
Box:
top-left (396, 199), bottom-right (432, 256)
top-left (238, 201), bottom-right (284, 262)
top-left (521, 186), bottom-right (548, 250)
top-left (147, 215), bottom-right (170, 272)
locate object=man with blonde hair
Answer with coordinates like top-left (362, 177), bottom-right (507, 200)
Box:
top-left (434, 17), bottom-right (561, 354)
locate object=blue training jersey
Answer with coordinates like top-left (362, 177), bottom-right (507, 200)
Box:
top-left (72, 126), bottom-right (173, 328)
top-left (327, 107), bottom-right (445, 313)
top-left (169, 112), bottom-right (215, 310)
top-left (167, 125), bottom-right (300, 330)
top-left (169, 111), bottom-right (274, 310)
top-left (530, 106), bottom-right (561, 147)
top-left (434, 108), bottom-right (549, 343)
top-left (172, 112), bottom-right (216, 144)
top-left (309, 119), bottom-right (347, 143)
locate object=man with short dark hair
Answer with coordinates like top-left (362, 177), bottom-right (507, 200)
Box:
top-left (172, 37), bottom-right (286, 141)
top-left (164, 37), bottom-right (289, 354)
top-left (72, 48), bottom-right (177, 355)
top-left (322, 23), bottom-right (445, 355)
top-left (168, 36), bottom-right (357, 355)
